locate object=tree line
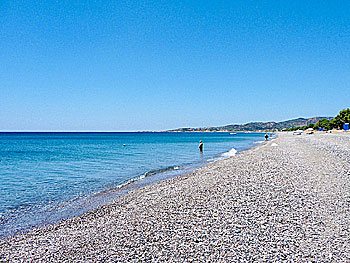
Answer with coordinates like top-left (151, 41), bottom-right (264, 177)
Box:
top-left (284, 108), bottom-right (350, 131)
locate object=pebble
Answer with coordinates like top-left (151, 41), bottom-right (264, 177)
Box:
top-left (1, 133), bottom-right (350, 262)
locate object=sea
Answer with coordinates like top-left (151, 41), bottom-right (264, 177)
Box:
top-left (0, 132), bottom-right (267, 237)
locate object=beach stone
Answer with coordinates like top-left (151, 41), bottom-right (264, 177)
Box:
top-left (1, 133), bottom-right (350, 262)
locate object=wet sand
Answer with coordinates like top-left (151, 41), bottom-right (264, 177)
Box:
top-left (1, 133), bottom-right (350, 262)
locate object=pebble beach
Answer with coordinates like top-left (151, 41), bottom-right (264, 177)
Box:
top-left (1, 133), bottom-right (350, 262)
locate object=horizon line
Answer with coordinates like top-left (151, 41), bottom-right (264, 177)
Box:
top-left (0, 116), bottom-right (333, 133)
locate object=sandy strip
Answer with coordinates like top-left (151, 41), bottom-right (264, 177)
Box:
top-left (1, 133), bottom-right (350, 262)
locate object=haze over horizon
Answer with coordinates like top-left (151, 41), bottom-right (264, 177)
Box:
top-left (1, 0), bottom-right (349, 131)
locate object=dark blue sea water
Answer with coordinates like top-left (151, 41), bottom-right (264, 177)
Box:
top-left (0, 132), bottom-right (266, 237)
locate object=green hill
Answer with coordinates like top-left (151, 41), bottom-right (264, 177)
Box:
top-left (169, 117), bottom-right (332, 132)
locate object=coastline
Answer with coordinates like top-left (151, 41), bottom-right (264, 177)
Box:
top-left (0, 132), bottom-right (266, 238)
top-left (85, 134), bottom-right (271, 207)
top-left (0, 133), bottom-right (262, 239)
top-left (1, 133), bottom-right (350, 261)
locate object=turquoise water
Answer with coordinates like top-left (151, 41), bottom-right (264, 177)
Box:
top-left (0, 132), bottom-right (266, 237)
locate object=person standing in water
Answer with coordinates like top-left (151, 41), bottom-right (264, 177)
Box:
top-left (199, 140), bottom-right (203, 152)
top-left (265, 133), bottom-right (269, 141)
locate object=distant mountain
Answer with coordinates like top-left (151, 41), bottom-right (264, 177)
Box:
top-left (168, 117), bottom-right (333, 132)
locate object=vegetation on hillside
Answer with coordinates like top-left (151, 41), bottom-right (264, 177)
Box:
top-left (284, 108), bottom-right (349, 131)
top-left (169, 117), bottom-right (332, 132)
top-left (169, 108), bottom-right (349, 132)
top-left (284, 123), bottom-right (314, 132)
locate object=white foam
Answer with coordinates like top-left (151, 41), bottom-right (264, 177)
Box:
top-left (174, 166), bottom-right (180, 170)
top-left (207, 157), bottom-right (220, 163)
top-left (221, 148), bottom-right (237, 157)
top-left (139, 174), bottom-right (146, 179)
top-left (114, 178), bottom-right (137, 189)
top-left (271, 143), bottom-right (278, 147)
top-left (253, 141), bottom-right (264, 144)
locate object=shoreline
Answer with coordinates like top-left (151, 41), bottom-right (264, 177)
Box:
top-left (2, 137), bottom-right (271, 240)
top-left (2, 133), bottom-right (349, 261)
top-left (2, 137), bottom-right (270, 240)
top-left (90, 135), bottom-right (271, 209)
top-left (0, 134), bottom-right (267, 239)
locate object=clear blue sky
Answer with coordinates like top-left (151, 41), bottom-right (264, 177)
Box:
top-left (1, 0), bottom-right (349, 131)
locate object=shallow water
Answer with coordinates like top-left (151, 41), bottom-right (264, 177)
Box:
top-left (0, 132), bottom-right (266, 237)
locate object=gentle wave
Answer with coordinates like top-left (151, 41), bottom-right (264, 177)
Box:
top-left (112, 165), bottom-right (183, 190)
top-left (221, 147), bottom-right (237, 157)
top-left (143, 165), bottom-right (181, 177)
